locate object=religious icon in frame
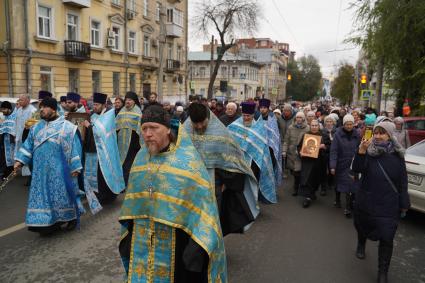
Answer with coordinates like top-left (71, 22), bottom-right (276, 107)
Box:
top-left (66, 112), bottom-right (90, 142)
top-left (300, 134), bottom-right (321, 159)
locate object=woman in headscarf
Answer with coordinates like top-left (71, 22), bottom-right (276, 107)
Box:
top-left (393, 117), bottom-right (411, 149)
top-left (297, 119), bottom-right (331, 207)
top-left (330, 114), bottom-right (361, 217)
top-left (352, 121), bottom-right (410, 283)
top-left (283, 111), bottom-right (309, 196)
top-left (320, 115), bottom-right (337, 196)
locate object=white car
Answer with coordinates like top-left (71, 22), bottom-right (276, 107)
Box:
top-left (405, 140), bottom-right (425, 213)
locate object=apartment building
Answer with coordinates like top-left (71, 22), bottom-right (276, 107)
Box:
top-left (0, 0), bottom-right (188, 102)
top-left (188, 51), bottom-right (261, 101)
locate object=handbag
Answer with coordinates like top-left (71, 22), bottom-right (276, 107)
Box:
top-left (377, 160), bottom-right (399, 194)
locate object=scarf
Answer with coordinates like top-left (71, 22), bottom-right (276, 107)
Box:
top-left (367, 137), bottom-right (405, 158)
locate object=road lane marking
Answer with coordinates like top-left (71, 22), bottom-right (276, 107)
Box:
top-left (0, 223), bottom-right (26, 238)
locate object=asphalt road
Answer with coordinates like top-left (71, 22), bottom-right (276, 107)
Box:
top-left (0, 176), bottom-right (424, 283)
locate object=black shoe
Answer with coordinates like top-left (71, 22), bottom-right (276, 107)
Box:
top-left (344, 209), bottom-right (352, 218)
top-left (292, 191), bottom-right (298, 196)
top-left (334, 200), bottom-right (341, 208)
top-left (377, 272), bottom-right (388, 283)
top-left (356, 244), bottom-right (366, 259)
top-left (302, 198), bottom-right (311, 208)
top-left (64, 219), bottom-right (77, 231)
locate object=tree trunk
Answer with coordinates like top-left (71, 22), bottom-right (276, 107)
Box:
top-left (207, 50), bottom-right (225, 100)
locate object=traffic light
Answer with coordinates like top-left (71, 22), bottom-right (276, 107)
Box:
top-left (220, 80), bottom-right (228, 92)
top-left (360, 74), bottom-right (367, 84)
top-left (287, 74), bottom-right (292, 81)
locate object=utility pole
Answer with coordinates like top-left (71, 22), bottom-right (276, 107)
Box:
top-left (157, 1), bottom-right (166, 101)
top-left (375, 58), bottom-right (384, 113)
top-left (208, 35), bottom-right (214, 99)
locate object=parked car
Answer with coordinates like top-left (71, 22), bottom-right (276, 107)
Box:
top-left (405, 140), bottom-right (425, 213)
top-left (404, 117), bottom-right (425, 145)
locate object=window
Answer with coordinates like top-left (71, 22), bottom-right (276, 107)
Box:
top-left (199, 67), bottom-right (206, 78)
top-left (92, 71), bottom-right (101, 93)
top-left (143, 0), bottom-right (149, 17)
top-left (232, 67), bottom-right (238, 78)
top-left (127, 0), bottom-right (135, 11)
top-left (167, 8), bottom-right (183, 26)
top-left (177, 46), bottom-right (182, 62)
top-left (156, 2), bottom-right (161, 21)
top-left (37, 5), bottom-right (52, 38)
top-left (112, 26), bottom-right (121, 51)
top-left (40, 67), bottom-right (52, 93)
top-left (69, 69), bottom-right (79, 93)
top-left (143, 35), bottom-right (150, 57)
top-left (129, 73), bottom-right (136, 92)
top-left (113, 72), bottom-right (120, 96)
top-left (221, 66), bottom-right (227, 78)
top-left (128, 31), bottom-right (136, 53)
top-left (90, 20), bottom-right (101, 47)
top-left (167, 43), bottom-right (173, 60)
top-left (67, 14), bottom-right (79, 40)
top-left (111, 0), bottom-right (120, 5)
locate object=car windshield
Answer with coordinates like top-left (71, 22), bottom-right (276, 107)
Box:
top-left (407, 141), bottom-right (425, 157)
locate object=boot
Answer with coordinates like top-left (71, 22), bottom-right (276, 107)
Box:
top-left (356, 240), bottom-right (366, 259)
top-left (292, 174), bottom-right (300, 196)
top-left (377, 241), bottom-right (393, 283)
top-left (302, 198), bottom-right (311, 208)
top-left (334, 191), bottom-right (341, 208)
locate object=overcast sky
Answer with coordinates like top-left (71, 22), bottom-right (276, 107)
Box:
top-left (188, 0), bottom-right (360, 78)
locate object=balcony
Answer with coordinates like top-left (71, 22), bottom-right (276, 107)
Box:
top-left (166, 23), bottom-right (183, 38)
top-left (166, 59), bottom-right (181, 71)
top-left (62, 0), bottom-right (91, 8)
top-left (64, 40), bottom-right (91, 61)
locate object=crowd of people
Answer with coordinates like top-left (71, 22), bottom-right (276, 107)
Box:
top-left (0, 90), bottom-right (411, 283)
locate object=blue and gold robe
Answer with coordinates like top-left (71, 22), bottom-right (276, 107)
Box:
top-left (0, 110), bottom-right (16, 168)
top-left (261, 114), bottom-right (283, 186)
top-left (228, 117), bottom-right (277, 203)
top-left (15, 116), bottom-right (84, 228)
top-left (184, 112), bottom-right (259, 235)
top-left (119, 127), bottom-right (227, 283)
top-left (84, 109), bottom-right (125, 213)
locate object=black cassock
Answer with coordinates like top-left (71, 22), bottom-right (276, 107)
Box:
top-left (119, 130), bottom-right (141, 186)
top-left (84, 125), bottom-right (117, 204)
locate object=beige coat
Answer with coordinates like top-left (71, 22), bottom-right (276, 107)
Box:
top-left (283, 121), bottom-right (309, 171)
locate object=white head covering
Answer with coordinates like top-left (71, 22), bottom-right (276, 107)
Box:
top-left (343, 114), bottom-right (355, 125)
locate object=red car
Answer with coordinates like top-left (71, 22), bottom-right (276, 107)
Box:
top-left (404, 117), bottom-right (425, 146)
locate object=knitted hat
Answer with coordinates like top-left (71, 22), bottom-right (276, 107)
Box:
top-left (295, 111), bottom-right (306, 120)
top-left (343, 114), bottom-right (355, 125)
top-left (38, 90), bottom-right (52, 100)
top-left (241, 102), bottom-right (256, 114)
top-left (365, 113), bottom-right (377, 126)
top-left (66, 92), bottom-right (81, 103)
top-left (329, 113), bottom-right (339, 121)
top-left (93, 92), bottom-right (107, 104)
top-left (40, 97), bottom-right (58, 111)
top-left (125, 91), bottom-right (141, 107)
top-left (273, 109), bottom-right (282, 115)
top-left (282, 104), bottom-right (292, 111)
top-left (141, 105), bottom-right (170, 128)
top-left (324, 115), bottom-right (336, 123)
top-left (259, 98), bottom-right (271, 108)
top-left (0, 101), bottom-right (12, 110)
top-left (374, 121), bottom-right (396, 137)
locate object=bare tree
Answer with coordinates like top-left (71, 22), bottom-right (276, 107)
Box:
top-left (193, 0), bottom-right (261, 99)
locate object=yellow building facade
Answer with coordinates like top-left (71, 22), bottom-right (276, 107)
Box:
top-left (0, 0), bottom-right (188, 102)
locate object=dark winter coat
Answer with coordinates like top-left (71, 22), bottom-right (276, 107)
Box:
top-left (277, 113), bottom-right (295, 145)
top-left (298, 131), bottom-right (331, 189)
top-left (352, 152), bottom-right (410, 242)
top-left (329, 127), bottom-right (361, 193)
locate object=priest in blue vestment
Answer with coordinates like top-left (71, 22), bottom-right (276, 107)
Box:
top-left (14, 98), bottom-right (84, 235)
top-left (184, 102), bottom-right (259, 236)
top-left (258, 98), bottom-right (283, 186)
top-left (82, 92), bottom-right (125, 211)
top-left (228, 102), bottom-right (277, 204)
top-left (116, 91), bottom-right (142, 186)
top-left (0, 101), bottom-right (16, 179)
top-left (119, 105), bottom-right (227, 283)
